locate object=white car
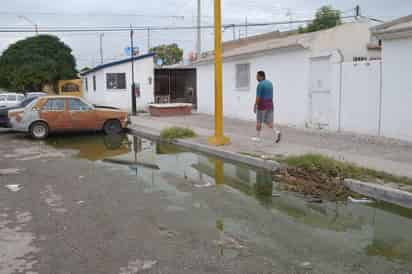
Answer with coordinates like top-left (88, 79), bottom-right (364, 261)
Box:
top-left (0, 93), bottom-right (25, 109)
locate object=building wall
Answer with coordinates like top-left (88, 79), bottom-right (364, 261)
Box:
top-left (197, 48), bottom-right (310, 127)
top-left (309, 21), bottom-right (374, 62)
top-left (82, 57), bottom-right (154, 111)
top-left (381, 37), bottom-right (412, 141)
top-left (339, 60), bottom-right (382, 135)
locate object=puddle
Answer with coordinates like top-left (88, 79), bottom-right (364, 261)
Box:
top-left (46, 134), bottom-right (412, 273)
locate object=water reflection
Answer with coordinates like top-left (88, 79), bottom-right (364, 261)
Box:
top-left (45, 134), bottom-right (412, 269)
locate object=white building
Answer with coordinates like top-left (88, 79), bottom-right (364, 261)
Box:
top-left (373, 15), bottom-right (412, 142)
top-left (81, 53), bottom-right (155, 111)
top-left (195, 20), bottom-right (379, 130)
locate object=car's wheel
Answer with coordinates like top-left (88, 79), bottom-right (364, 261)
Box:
top-left (30, 121), bottom-right (49, 140)
top-left (103, 120), bottom-right (122, 135)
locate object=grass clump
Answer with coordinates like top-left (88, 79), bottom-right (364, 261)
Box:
top-left (160, 127), bottom-right (196, 141)
top-left (282, 154), bottom-right (412, 186)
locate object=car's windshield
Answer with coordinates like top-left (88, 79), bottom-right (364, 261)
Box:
top-left (20, 97), bottom-right (36, 107)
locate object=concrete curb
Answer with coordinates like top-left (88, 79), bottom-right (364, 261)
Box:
top-left (128, 127), bottom-right (280, 171)
top-left (344, 179), bottom-right (412, 209)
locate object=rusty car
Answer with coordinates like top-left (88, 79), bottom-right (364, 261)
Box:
top-left (8, 96), bottom-right (130, 139)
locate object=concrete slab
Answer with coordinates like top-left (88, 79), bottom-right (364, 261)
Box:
top-left (345, 179), bottom-right (412, 209)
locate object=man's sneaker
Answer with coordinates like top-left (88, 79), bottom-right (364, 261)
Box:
top-left (275, 131), bottom-right (282, 143)
top-left (251, 137), bottom-right (261, 142)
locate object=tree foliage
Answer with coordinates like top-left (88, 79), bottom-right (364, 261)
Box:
top-left (0, 35), bottom-right (77, 91)
top-left (299, 6), bottom-right (342, 33)
top-left (149, 43), bottom-right (183, 66)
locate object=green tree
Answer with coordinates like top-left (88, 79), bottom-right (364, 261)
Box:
top-left (299, 6), bottom-right (342, 33)
top-left (0, 35), bottom-right (77, 92)
top-left (149, 43), bottom-right (183, 66)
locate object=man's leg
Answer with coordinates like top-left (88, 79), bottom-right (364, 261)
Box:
top-left (253, 111), bottom-right (263, 142)
top-left (265, 109), bottom-right (281, 143)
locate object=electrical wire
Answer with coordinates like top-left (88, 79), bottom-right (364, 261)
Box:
top-left (0, 16), bottom-right (356, 33)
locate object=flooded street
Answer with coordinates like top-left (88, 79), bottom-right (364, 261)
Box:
top-left (1, 133), bottom-right (412, 273)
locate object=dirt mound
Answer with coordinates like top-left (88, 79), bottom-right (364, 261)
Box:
top-left (273, 167), bottom-right (352, 201)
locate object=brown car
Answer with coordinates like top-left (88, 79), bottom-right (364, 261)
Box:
top-left (8, 96), bottom-right (130, 139)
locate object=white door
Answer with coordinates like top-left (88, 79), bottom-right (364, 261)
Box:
top-left (309, 56), bottom-right (333, 129)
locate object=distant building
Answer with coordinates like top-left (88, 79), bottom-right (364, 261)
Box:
top-left (80, 53), bottom-right (155, 111)
top-left (194, 20), bottom-right (380, 130)
top-left (373, 15), bottom-right (412, 141)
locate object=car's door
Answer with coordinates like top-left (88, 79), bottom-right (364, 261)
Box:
top-left (6, 94), bottom-right (17, 107)
top-left (39, 98), bottom-right (72, 130)
top-left (0, 95), bottom-right (6, 108)
top-left (68, 98), bottom-right (98, 130)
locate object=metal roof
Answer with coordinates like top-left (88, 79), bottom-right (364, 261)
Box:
top-left (80, 53), bottom-right (155, 76)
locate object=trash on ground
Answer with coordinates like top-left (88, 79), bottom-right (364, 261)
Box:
top-left (119, 259), bottom-right (157, 274)
top-left (300, 261), bottom-right (312, 269)
top-left (5, 184), bottom-right (22, 192)
top-left (348, 196), bottom-right (374, 204)
top-left (272, 192), bottom-right (281, 197)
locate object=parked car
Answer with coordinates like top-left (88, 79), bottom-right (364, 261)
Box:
top-left (8, 96), bottom-right (130, 139)
top-left (0, 93), bottom-right (46, 128)
top-left (25, 92), bottom-right (48, 99)
top-left (0, 93), bottom-right (25, 109)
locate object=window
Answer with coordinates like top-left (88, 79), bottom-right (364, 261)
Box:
top-left (42, 99), bottom-right (65, 111)
top-left (84, 77), bottom-right (88, 91)
top-left (18, 95), bottom-right (24, 101)
top-left (235, 63), bottom-right (250, 89)
top-left (61, 83), bottom-right (80, 93)
top-left (0, 95), bottom-right (6, 102)
top-left (106, 73), bottom-right (126, 89)
top-left (69, 98), bottom-right (91, 111)
top-left (93, 75), bottom-right (96, 91)
top-left (7, 95), bottom-right (17, 101)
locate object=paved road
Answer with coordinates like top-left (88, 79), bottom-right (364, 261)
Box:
top-left (0, 133), bottom-right (274, 274)
top-left (1, 133), bottom-right (412, 274)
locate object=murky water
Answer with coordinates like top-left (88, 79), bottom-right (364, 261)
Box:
top-left (47, 133), bottom-right (412, 273)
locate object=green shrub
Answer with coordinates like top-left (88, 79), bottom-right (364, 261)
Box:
top-left (160, 127), bottom-right (196, 141)
top-left (283, 154), bottom-right (412, 186)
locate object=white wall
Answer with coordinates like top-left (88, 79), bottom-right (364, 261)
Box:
top-left (82, 57), bottom-right (154, 112)
top-left (340, 60), bottom-right (382, 135)
top-left (381, 37), bottom-right (412, 142)
top-left (197, 47), bottom-right (310, 127)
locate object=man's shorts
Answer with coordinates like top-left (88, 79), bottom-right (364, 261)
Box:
top-left (257, 108), bottom-right (274, 124)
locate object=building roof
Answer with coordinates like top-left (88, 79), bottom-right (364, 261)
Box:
top-left (372, 15), bottom-right (412, 39)
top-left (81, 53), bottom-right (155, 76)
top-left (195, 21), bottom-right (373, 64)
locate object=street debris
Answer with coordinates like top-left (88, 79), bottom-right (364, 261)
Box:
top-left (76, 201), bottom-right (85, 205)
top-left (274, 166), bottom-right (352, 201)
top-left (5, 184), bottom-right (22, 192)
top-left (119, 259), bottom-right (157, 274)
top-left (299, 261), bottom-right (313, 269)
top-left (348, 196), bottom-right (374, 204)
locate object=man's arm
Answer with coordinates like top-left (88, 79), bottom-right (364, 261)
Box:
top-left (254, 83), bottom-right (262, 113)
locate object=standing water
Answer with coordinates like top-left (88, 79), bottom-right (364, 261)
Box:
top-left (47, 133), bottom-right (412, 274)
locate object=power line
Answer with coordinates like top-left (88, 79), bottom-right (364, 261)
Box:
top-left (0, 16), bottom-right (356, 33)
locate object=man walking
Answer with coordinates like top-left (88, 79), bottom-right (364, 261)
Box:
top-left (253, 71), bottom-right (281, 143)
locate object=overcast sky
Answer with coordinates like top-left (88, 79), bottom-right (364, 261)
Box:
top-left (0, 0), bottom-right (411, 69)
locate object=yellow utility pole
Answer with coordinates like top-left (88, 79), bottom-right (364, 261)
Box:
top-left (208, 0), bottom-right (230, 146)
